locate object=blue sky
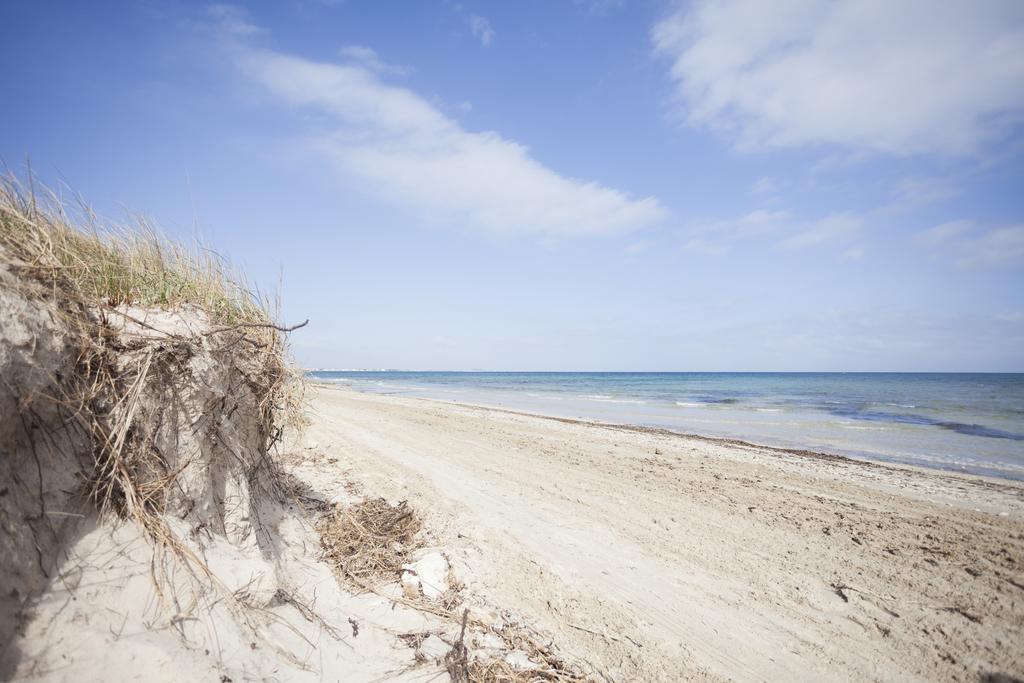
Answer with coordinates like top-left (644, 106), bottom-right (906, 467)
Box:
top-left (2, 0), bottom-right (1023, 371)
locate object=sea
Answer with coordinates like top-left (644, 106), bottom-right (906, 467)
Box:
top-left (307, 371), bottom-right (1024, 481)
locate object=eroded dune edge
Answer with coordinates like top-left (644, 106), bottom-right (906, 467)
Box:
top-left (0, 181), bottom-right (577, 683)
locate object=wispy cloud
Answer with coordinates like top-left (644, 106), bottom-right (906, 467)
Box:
top-left (226, 33), bottom-right (664, 238)
top-left (685, 208), bottom-right (865, 257)
top-left (892, 176), bottom-right (961, 208)
top-left (915, 220), bottom-right (1024, 269)
top-left (675, 209), bottom-right (786, 255)
top-left (652, 0), bottom-right (1024, 156)
top-left (780, 213), bottom-right (862, 249)
top-left (695, 209), bottom-right (790, 238)
top-left (450, 4), bottom-right (495, 47)
top-left (573, 0), bottom-right (626, 16)
top-left (840, 245), bottom-right (865, 262)
top-left (468, 14), bottom-right (495, 47)
top-left (338, 45), bottom-right (409, 75)
top-left (750, 176), bottom-right (776, 196)
top-left (625, 239), bottom-right (652, 254)
top-left (207, 4), bottom-right (263, 37)
top-left (954, 226), bottom-right (1024, 269)
top-left (681, 238), bottom-right (730, 256)
top-left (914, 220), bottom-right (974, 246)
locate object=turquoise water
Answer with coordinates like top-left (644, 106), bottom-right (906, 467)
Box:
top-left (308, 372), bottom-right (1024, 480)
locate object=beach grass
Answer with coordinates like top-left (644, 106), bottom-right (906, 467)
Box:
top-left (0, 172), bottom-right (274, 327)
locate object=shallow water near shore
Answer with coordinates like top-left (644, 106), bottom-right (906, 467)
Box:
top-left (308, 371), bottom-right (1024, 480)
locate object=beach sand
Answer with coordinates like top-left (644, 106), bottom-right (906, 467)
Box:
top-left (302, 384), bottom-right (1024, 682)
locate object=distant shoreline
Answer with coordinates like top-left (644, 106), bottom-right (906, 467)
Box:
top-left (307, 369), bottom-right (1024, 374)
top-left (309, 371), bottom-right (1024, 482)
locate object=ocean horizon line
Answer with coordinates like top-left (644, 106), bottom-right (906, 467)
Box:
top-left (308, 369), bottom-right (1024, 375)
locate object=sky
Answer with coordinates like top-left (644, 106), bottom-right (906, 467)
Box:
top-left (1, 0), bottom-right (1023, 371)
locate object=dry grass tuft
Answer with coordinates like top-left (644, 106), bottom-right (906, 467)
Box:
top-left (319, 498), bottom-right (422, 587)
top-left (465, 660), bottom-right (575, 683)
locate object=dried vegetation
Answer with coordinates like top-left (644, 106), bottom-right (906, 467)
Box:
top-left (318, 497), bottom-right (422, 587)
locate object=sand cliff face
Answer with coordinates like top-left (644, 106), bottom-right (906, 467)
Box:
top-left (96, 304), bottom-right (286, 554)
top-left (0, 256), bottom-right (86, 659)
top-left (0, 252), bottom-right (292, 676)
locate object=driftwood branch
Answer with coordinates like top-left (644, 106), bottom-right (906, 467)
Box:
top-left (445, 608), bottom-right (470, 683)
top-left (203, 319), bottom-right (309, 337)
top-left (99, 308), bottom-right (308, 340)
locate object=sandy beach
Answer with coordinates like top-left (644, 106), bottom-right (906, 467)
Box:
top-left (6, 2), bottom-right (1022, 679)
top-left (300, 384), bottom-right (1024, 682)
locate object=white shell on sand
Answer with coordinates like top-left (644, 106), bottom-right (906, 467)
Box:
top-left (402, 551), bottom-right (449, 600)
top-left (504, 650), bottom-right (535, 670)
top-left (473, 632), bottom-right (505, 651)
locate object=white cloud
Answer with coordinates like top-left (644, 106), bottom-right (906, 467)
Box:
top-left (236, 48), bottom-right (665, 238)
top-left (954, 226), bottom-right (1024, 269)
top-left (914, 220), bottom-right (974, 245)
top-left (468, 14), bottom-right (495, 46)
top-left (652, 0), bottom-right (1024, 156)
top-left (781, 212), bottom-right (861, 249)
